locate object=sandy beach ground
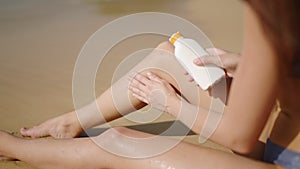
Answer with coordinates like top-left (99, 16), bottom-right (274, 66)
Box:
top-left (0, 0), bottom-right (242, 168)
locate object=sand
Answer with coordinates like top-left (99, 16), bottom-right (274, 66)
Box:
top-left (0, 0), bottom-right (242, 168)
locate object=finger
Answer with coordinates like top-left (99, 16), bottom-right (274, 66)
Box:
top-left (188, 75), bottom-right (194, 82)
top-left (130, 78), bottom-right (148, 92)
top-left (146, 72), bottom-right (162, 83)
top-left (206, 48), bottom-right (228, 55)
top-left (134, 73), bottom-right (151, 85)
top-left (227, 72), bottom-right (234, 78)
top-left (194, 56), bottom-right (222, 67)
top-left (129, 85), bottom-right (143, 96)
top-left (132, 93), bottom-right (149, 104)
top-left (184, 72), bottom-right (194, 82)
top-left (129, 82), bottom-right (149, 97)
top-left (127, 72), bottom-right (149, 86)
top-left (129, 85), bottom-right (148, 99)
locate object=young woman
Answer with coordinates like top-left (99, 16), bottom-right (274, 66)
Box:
top-left (1, 0), bottom-right (299, 168)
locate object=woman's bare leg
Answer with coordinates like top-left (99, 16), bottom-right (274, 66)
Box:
top-left (20, 41), bottom-right (212, 138)
top-left (1, 129), bottom-right (280, 169)
top-left (0, 130), bottom-right (117, 169)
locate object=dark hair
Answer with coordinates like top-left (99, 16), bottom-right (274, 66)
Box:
top-left (244, 0), bottom-right (300, 77)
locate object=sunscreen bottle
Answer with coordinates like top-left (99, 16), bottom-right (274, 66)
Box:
top-left (169, 32), bottom-right (225, 90)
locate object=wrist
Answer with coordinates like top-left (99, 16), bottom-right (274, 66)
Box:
top-left (166, 96), bottom-right (181, 116)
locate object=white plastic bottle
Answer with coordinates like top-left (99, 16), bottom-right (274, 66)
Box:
top-left (169, 32), bottom-right (225, 90)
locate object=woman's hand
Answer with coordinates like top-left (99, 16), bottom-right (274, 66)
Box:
top-left (129, 72), bottom-right (180, 114)
top-left (188, 48), bottom-right (240, 79)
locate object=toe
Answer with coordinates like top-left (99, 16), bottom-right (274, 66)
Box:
top-left (20, 127), bottom-right (37, 137)
top-left (20, 127), bottom-right (30, 137)
top-left (20, 126), bottom-right (49, 138)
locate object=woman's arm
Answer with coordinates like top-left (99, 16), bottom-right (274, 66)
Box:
top-left (210, 5), bottom-right (280, 153)
top-left (130, 5), bottom-right (280, 154)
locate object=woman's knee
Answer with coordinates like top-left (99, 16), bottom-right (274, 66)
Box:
top-left (143, 41), bottom-right (176, 67)
top-left (156, 41), bottom-right (174, 53)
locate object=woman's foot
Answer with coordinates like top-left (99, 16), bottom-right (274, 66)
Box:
top-left (20, 112), bottom-right (82, 138)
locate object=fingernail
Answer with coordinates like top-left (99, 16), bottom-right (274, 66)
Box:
top-left (194, 59), bottom-right (201, 64)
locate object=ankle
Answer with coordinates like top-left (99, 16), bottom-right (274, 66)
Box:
top-left (64, 112), bottom-right (83, 134)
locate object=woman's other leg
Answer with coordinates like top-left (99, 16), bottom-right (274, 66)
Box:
top-left (20, 41), bottom-right (212, 138)
top-left (2, 128), bottom-right (280, 169)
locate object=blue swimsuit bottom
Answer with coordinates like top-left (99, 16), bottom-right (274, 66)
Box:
top-left (264, 139), bottom-right (300, 169)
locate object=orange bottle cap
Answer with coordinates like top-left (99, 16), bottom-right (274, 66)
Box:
top-left (169, 32), bottom-right (182, 45)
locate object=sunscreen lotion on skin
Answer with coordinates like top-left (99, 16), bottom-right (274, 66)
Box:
top-left (169, 32), bottom-right (225, 90)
